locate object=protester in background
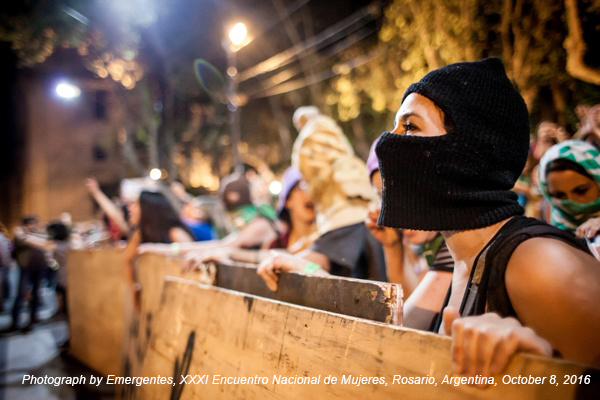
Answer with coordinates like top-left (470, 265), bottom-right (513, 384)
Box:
top-left (195, 196), bottom-right (232, 239)
top-left (376, 58), bottom-right (600, 375)
top-left (219, 170), bottom-right (279, 237)
top-left (85, 177), bottom-right (130, 241)
top-left (4, 216), bottom-right (48, 332)
top-left (270, 168), bottom-right (316, 253)
top-left (365, 139), bottom-right (453, 329)
top-left (16, 221), bottom-right (70, 315)
top-left (0, 222), bottom-right (12, 313)
top-left (532, 121), bottom-right (569, 162)
top-left (512, 149), bottom-right (536, 209)
top-left (182, 167), bottom-right (317, 267)
top-left (574, 104), bottom-right (600, 149)
top-left (142, 171), bottom-right (284, 255)
top-left (124, 191), bottom-right (194, 310)
top-left (539, 140), bottom-right (600, 239)
top-left (257, 107), bottom-right (386, 291)
top-left (180, 198), bottom-right (216, 241)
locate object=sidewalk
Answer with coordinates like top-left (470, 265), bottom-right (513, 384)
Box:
top-left (0, 268), bottom-right (115, 400)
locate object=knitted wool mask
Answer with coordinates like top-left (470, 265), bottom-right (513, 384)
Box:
top-left (375, 58), bottom-right (530, 231)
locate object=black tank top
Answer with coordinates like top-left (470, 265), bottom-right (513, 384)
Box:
top-left (431, 216), bottom-right (591, 332)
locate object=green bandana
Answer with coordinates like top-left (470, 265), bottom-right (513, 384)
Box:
top-left (538, 140), bottom-right (600, 232)
top-left (421, 234), bottom-right (445, 267)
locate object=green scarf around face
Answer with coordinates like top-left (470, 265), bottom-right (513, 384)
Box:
top-left (538, 140), bottom-right (600, 232)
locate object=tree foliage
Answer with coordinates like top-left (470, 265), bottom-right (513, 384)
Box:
top-left (326, 0), bottom-right (600, 133)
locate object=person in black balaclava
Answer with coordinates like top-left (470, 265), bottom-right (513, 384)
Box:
top-left (375, 58), bottom-right (600, 378)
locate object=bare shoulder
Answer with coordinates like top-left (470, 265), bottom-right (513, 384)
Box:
top-left (169, 227), bottom-right (194, 243)
top-left (509, 237), bottom-right (598, 272)
top-left (505, 237), bottom-right (600, 363)
top-left (506, 237), bottom-right (600, 304)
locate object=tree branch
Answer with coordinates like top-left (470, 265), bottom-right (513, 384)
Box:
top-left (564, 0), bottom-right (600, 84)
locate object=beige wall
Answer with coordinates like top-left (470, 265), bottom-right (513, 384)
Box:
top-left (20, 76), bottom-right (124, 224)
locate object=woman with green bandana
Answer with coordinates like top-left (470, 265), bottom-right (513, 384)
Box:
top-left (539, 140), bottom-right (600, 239)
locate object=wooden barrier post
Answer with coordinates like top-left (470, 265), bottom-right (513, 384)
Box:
top-left (136, 278), bottom-right (599, 400)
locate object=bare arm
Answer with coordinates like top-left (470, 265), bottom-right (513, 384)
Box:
top-left (20, 234), bottom-right (56, 252)
top-left (365, 210), bottom-right (411, 290)
top-left (138, 218), bottom-right (278, 255)
top-left (507, 238), bottom-right (600, 365)
top-left (257, 250), bottom-right (330, 291)
top-left (403, 270), bottom-right (452, 329)
top-left (85, 178), bottom-right (130, 235)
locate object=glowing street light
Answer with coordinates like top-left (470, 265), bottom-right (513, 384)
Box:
top-left (228, 22), bottom-right (247, 47)
top-left (149, 168), bottom-right (162, 180)
top-left (55, 82), bottom-right (81, 99)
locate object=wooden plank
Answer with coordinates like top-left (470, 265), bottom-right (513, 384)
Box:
top-left (67, 248), bottom-right (128, 377)
top-left (119, 253), bottom-right (214, 400)
top-left (137, 278), bottom-right (600, 400)
top-left (216, 262), bottom-right (402, 324)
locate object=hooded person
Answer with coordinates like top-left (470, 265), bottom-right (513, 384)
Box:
top-left (218, 170), bottom-right (277, 231)
top-left (375, 58), bottom-right (600, 373)
top-left (538, 140), bottom-right (600, 237)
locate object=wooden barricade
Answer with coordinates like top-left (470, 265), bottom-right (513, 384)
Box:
top-left (68, 249), bottom-right (401, 382)
top-left (136, 278), bottom-right (599, 400)
top-left (215, 262), bottom-right (402, 324)
top-left (69, 249), bottom-right (599, 399)
top-left (119, 253), bottom-right (214, 399)
top-left (67, 248), bottom-right (128, 377)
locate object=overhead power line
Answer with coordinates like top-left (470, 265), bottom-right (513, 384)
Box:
top-left (250, 50), bottom-right (381, 99)
top-left (245, 25), bottom-right (376, 98)
top-left (239, 0), bottom-right (313, 50)
top-left (238, 3), bottom-right (381, 83)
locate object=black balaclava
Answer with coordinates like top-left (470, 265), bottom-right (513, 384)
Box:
top-left (375, 58), bottom-right (530, 231)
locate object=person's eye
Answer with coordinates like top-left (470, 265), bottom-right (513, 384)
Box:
top-left (573, 186), bottom-right (590, 196)
top-left (402, 122), bottom-right (418, 135)
top-left (550, 191), bottom-right (566, 200)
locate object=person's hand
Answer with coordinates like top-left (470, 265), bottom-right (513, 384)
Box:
top-left (257, 251), bottom-right (312, 291)
top-left (181, 248), bottom-right (231, 273)
top-left (576, 218), bottom-right (600, 239)
top-left (365, 208), bottom-right (401, 248)
top-left (13, 226), bottom-right (25, 239)
top-left (556, 127), bottom-right (570, 143)
top-left (84, 177), bottom-right (100, 195)
top-left (443, 307), bottom-right (552, 385)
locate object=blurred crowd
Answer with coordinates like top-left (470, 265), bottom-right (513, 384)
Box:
top-left (1, 59), bottom-right (600, 380)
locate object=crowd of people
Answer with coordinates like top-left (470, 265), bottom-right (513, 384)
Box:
top-left (2, 57), bottom-right (600, 383)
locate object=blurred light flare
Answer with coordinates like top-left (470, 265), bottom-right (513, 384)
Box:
top-left (269, 181), bottom-right (282, 196)
top-left (149, 168), bottom-right (162, 180)
top-left (229, 22), bottom-right (248, 47)
top-left (55, 82), bottom-right (81, 99)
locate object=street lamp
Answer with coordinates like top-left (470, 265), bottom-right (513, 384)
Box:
top-left (225, 22), bottom-right (247, 173)
top-left (55, 81), bottom-right (81, 99)
top-left (228, 23), bottom-right (247, 47)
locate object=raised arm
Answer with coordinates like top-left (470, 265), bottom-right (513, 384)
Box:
top-left (85, 177), bottom-right (130, 236)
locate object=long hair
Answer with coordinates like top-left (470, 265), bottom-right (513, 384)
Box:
top-left (138, 191), bottom-right (193, 243)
